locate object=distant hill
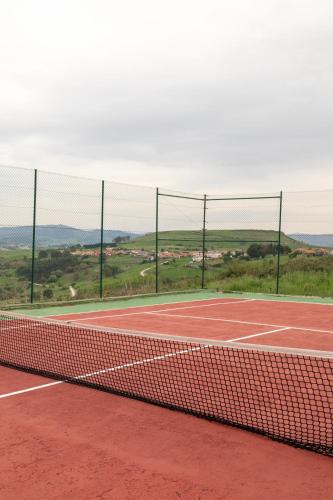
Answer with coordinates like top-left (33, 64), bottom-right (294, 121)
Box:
top-left (289, 234), bottom-right (333, 248)
top-left (125, 230), bottom-right (302, 250)
top-left (0, 225), bottom-right (138, 247)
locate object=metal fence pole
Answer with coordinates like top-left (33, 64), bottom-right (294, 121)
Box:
top-left (30, 169), bottom-right (38, 304)
top-left (276, 191), bottom-right (283, 294)
top-left (155, 187), bottom-right (159, 293)
top-left (99, 180), bottom-right (105, 299)
top-left (201, 194), bottom-right (207, 288)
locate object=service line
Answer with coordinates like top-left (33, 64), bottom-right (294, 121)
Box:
top-left (147, 312), bottom-right (333, 335)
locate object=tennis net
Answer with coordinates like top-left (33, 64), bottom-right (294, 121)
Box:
top-left (0, 310), bottom-right (332, 456)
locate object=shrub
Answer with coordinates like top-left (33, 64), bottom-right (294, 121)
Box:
top-left (104, 265), bottom-right (122, 277)
top-left (43, 288), bottom-right (54, 299)
top-left (38, 250), bottom-right (48, 259)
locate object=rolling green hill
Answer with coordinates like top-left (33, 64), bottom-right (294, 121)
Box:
top-left (124, 230), bottom-right (302, 250)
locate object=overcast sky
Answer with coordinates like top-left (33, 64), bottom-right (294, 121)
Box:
top-left (0, 0), bottom-right (332, 196)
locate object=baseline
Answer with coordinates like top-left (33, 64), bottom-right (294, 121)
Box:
top-left (46, 296), bottom-right (249, 320)
top-left (64, 298), bottom-right (255, 323)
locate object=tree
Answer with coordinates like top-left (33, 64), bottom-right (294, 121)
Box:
top-left (50, 249), bottom-right (61, 258)
top-left (264, 244), bottom-right (276, 256)
top-left (43, 288), bottom-right (53, 299)
top-left (38, 250), bottom-right (48, 259)
top-left (280, 245), bottom-right (292, 255)
top-left (247, 244), bottom-right (263, 259)
top-left (104, 265), bottom-right (122, 277)
top-left (16, 248), bottom-right (81, 283)
top-left (114, 235), bottom-right (130, 244)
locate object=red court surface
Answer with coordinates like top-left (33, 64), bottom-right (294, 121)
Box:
top-left (1, 365), bottom-right (333, 500)
top-left (50, 297), bottom-right (333, 352)
top-left (1, 297), bottom-right (333, 498)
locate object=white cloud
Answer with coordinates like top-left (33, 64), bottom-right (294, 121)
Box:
top-left (0, 0), bottom-right (332, 196)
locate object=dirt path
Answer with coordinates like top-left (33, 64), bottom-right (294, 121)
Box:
top-left (140, 266), bottom-right (154, 277)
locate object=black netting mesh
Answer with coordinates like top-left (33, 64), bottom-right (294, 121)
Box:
top-left (0, 311), bottom-right (332, 456)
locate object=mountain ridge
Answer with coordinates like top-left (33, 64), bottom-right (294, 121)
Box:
top-left (0, 225), bottom-right (138, 247)
top-left (288, 233), bottom-right (333, 248)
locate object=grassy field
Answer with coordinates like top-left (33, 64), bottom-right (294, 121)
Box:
top-left (142, 254), bottom-right (333, 297)
top-left (0, 229), bottom-right (331, 305)
top-left (0, 249), bottom-right (159, 304)
top-left (205, 255), bottom-right (333, 296)
top-left (0, 249), bottom-right (32, 303)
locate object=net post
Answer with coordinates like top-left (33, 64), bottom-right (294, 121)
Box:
top-left (30, 169), bottom-right (38, 304)
top-left (201, 194), bottom-right (207, 288)
top-left (276, 190), bottom-right (283, 294)
top-left (155, 187), bottom-right (159, 293)
top-left (99, 180), bottom-right (105, 299)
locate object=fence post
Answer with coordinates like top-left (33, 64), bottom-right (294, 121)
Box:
top-left (99, 180), bottom-right (105, 299)
top-left (30, 169), bottom-right (38, 304)
top-left (276, 191), bottom-right (283, 294)
top-left (155, 187), bottom-right (159, 293)
top-left (201, 194), bottom-right (207, 288)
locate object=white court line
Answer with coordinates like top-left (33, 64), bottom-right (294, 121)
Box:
top-left (148, 312), bottom-right (333, 335)
top-left (150, 299), bottom-right (254, 313)
top-left (227, 327), bottom-right (291, 342)
top-left (0, 380), bottom-right (63, 398)
top-left (46, 296), bottom-right (247, 319)
top-left (70, 299), bottom-right (255, 323)
top-left (0, 344), bottom-right (208, 400)
top-left (228, 296), bottom-right (333, 307)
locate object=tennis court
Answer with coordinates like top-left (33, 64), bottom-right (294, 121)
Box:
top-left (1, 292), bottom-right (332, 498)
top-left (50, 295), bottom-right (333, 351)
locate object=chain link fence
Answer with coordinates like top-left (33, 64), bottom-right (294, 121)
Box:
top-left (0, 165), bottom-right (332, 305)
top-left (103, 181), bottom-right (156, 298)
top-left (204, 193), bottom-right (283, 294)
top-left (0, 166), bottom-right (35, 303)
top-left (157, 189), bottom-right (204, 292)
